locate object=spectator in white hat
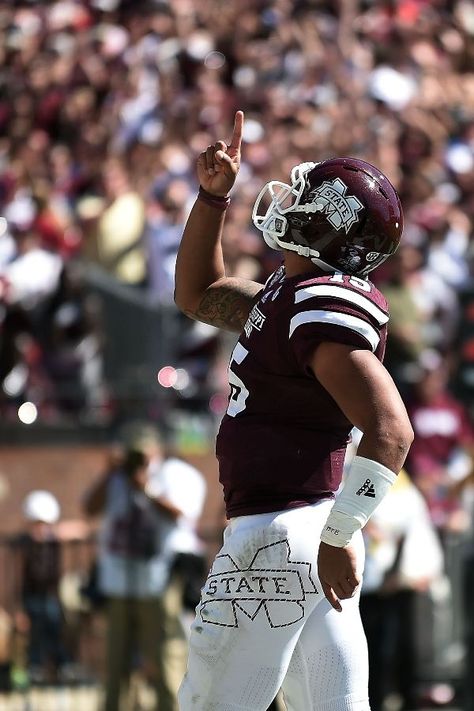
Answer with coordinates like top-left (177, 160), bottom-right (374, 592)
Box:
top-left (15, 490), bottom-right (67, 684)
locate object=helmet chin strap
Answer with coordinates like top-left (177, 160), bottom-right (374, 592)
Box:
top-left (263, 231), bottom-right (339, 273)
top-left (292, 202), bottom-right (323, 214)
top-left (295, 245), bottom-right (312, 258)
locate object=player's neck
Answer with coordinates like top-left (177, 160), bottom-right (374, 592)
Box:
top-left (283, 252), bottom-right (325, 278)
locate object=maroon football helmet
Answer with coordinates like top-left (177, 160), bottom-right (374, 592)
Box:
top-left (252, 157), bottom-right (403, 277)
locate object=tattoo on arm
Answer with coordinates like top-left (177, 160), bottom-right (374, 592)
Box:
top-left (188, 279), bottom-right (263, 332)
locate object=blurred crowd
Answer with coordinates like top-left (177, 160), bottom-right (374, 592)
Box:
top-left (0, 0), bottom-right (474, 708)
top-left (0, 0), bottom-right (473, 424)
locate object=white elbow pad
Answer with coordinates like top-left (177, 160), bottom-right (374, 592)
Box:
top-left (320, 455), bottom-right (397, 547)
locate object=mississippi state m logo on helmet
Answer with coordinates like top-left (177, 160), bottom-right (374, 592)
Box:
top-left (309, 178), bottom-right (363, 234)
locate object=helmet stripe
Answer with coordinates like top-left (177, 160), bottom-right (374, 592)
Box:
top-left (289, 310), bottom-right (380, 351)
top-left (294, 285), bottom-right (389, 325)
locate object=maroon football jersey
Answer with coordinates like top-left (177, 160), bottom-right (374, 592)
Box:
top-left (216, 265), bottom-right (389, 518)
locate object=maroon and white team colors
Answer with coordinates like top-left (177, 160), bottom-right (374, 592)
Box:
top-left (216, 265), bottom-right (389, 518)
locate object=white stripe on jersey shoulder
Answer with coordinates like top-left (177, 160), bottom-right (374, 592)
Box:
top-left (294, 284), bottom-right (389, 325)
top-left (289, 310), bottom-right (380, 352)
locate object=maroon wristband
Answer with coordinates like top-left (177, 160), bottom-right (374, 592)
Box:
top-left (198, 186), bottom-right (231, 212)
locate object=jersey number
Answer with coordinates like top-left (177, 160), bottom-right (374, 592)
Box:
top-left (227, 343), bottom-right (249, 417)
top-left (329, 272), bottom-right (371, 292)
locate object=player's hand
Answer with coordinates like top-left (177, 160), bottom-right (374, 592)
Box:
top-left (197, 110), bottom-right (244, 197)
top-left (317, 541), bottom-right (361, 612)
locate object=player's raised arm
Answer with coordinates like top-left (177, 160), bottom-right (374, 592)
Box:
top-left (174, 110), bottom-right (263, 333)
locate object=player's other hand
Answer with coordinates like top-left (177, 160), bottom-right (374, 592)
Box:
top-left (317, 541), bottom-right (361, 612)
top-left (197, 110), bottom-right (244, 197)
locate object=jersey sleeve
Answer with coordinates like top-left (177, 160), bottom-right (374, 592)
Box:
top-left (288, 277), bottom-right (389, 374)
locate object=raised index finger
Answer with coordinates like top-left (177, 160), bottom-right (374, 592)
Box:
top-left (230, 110), bottom-right (244, 150)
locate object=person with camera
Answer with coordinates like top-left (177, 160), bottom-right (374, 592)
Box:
top-left (84, 429), bottom-right (206, 711)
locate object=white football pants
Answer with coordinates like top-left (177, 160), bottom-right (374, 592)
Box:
top-left (178, 500), bottom-right (370, 711)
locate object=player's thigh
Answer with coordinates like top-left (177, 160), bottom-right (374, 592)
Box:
top-left (282, 531), bottom-right (370, 711)
top-left (179, 502), bottom-right (332, 710)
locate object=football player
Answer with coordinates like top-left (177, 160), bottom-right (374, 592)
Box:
top-left (174, 111), bottom-right (414, 711)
